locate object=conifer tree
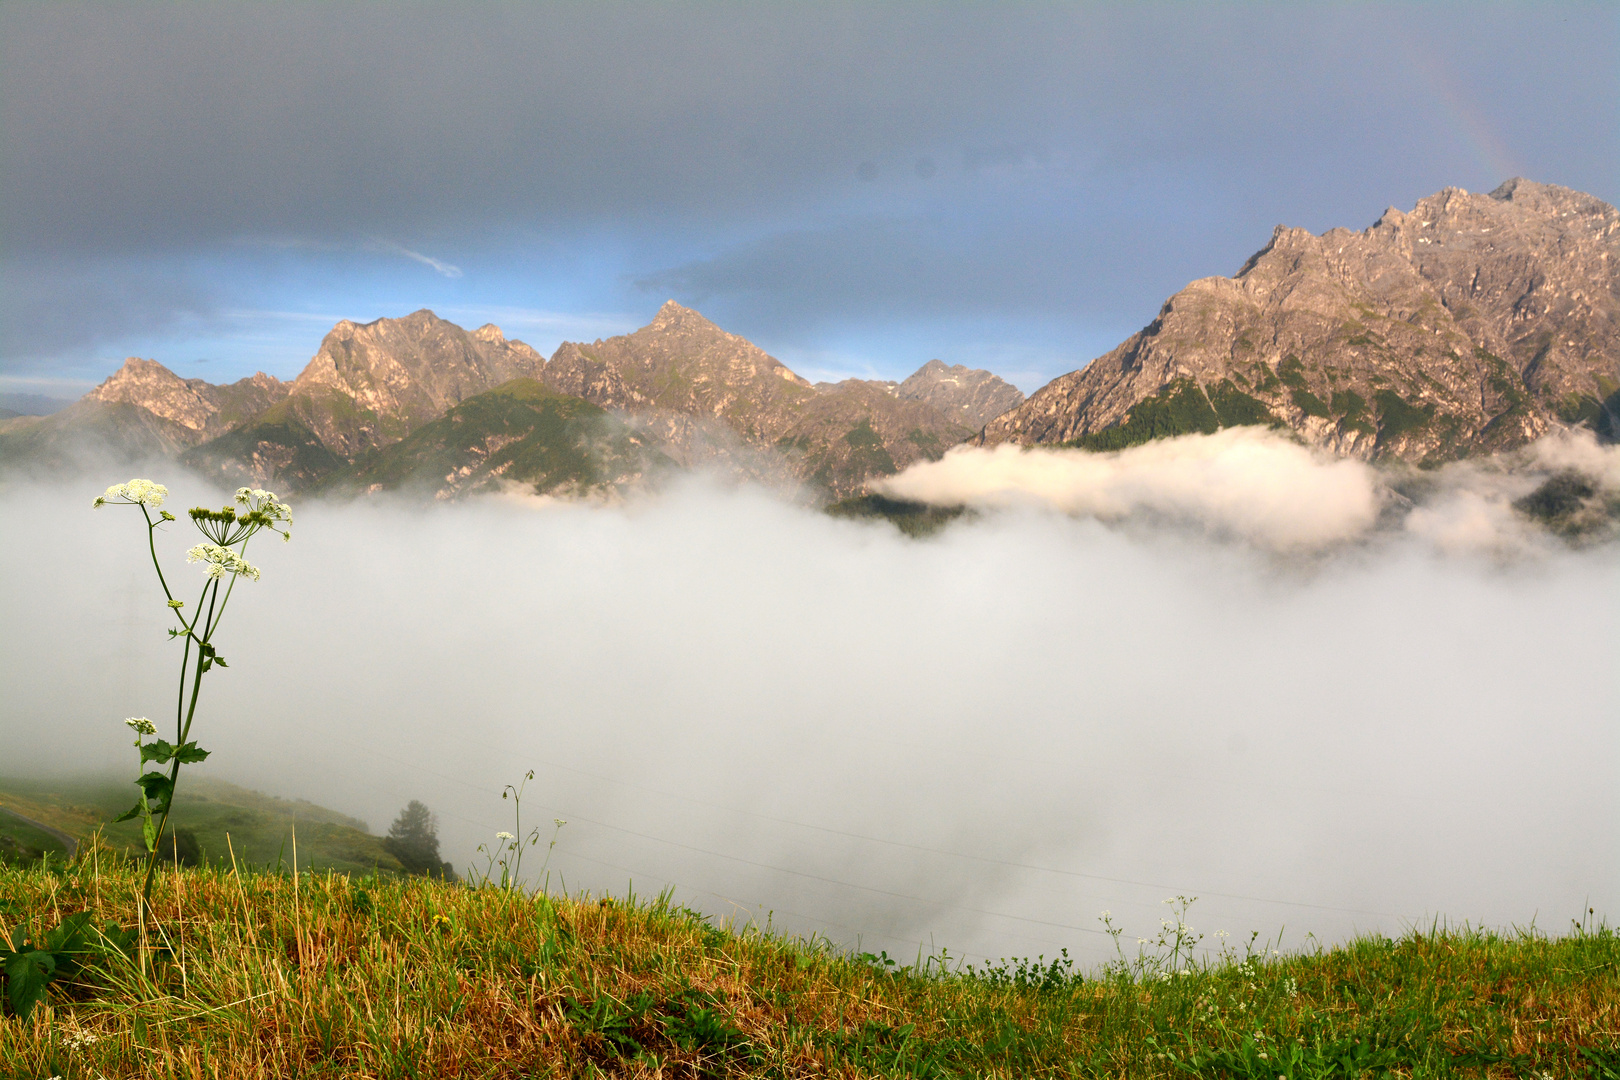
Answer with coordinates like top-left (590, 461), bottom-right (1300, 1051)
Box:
top-left (385, 800), bottom-right (455, 879)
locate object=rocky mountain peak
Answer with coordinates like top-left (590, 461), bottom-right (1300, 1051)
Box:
top-left (981, 178), bottom-right (1619, 462)
top-left (276, 310), bottom-right (547, 457)
top-left (895, 359), bottom-right (1026, 430)
top-left (86, 358), bottom-right (288, 440)
top-left (88, 359), bottom-right (218, 432)
top-left (648, 299), bottom-right (715, 334)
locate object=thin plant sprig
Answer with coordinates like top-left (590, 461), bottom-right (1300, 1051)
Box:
top-left (470, 770), bottom-right (567, 893)
top-left (94, 481), bottom-right (292, 922)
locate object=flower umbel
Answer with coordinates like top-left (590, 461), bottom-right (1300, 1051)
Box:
top-left (187, 543), bottom-right (261, 581)
top-left (495, 831), bottom-right (515, 841)
top-left (94, 479), bottom-right (169, 509)
top-left (124, 717), bottom-right (157, 736)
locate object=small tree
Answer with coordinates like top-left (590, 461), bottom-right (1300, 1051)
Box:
top-left (385, 800), bottom-right (455, 879)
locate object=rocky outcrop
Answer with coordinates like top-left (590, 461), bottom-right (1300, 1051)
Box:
top-left (544, 301), bottom-right (976, 496)
top-left (894, 359), bottom-right (1025, 430)
top-left (323, 378), bottom-right (670, 500)
top-left (544, 301), bottom-right (818, 440)
top-left (780, 379), bottom-right (974, 495)
top-left (980, 179), bottom-right (1620, 462)
top-left (87, 360), bottom-right (287, 444)
top-left (285, 310), bottom-right (548, 457)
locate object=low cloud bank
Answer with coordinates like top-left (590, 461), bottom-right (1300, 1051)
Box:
top-left (879, 427), bottom-right (1620, 555)
top-left (2, 452), bottom-right (1617, 966)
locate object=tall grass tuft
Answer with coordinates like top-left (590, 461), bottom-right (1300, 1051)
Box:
top-left (3, 852), bottom-right (1617, 1077)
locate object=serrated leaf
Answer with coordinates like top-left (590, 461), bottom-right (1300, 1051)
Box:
top-left (142, 815), bottom-right (158, 852)
top-left (135, 772), bottom-right (174, 812)
top-left (140, 739), bottom-right (177, 765)
top-left (112, 799), bottom-right (145, 823)
top-left (4, 949), bottom-right (55, 1019)
top-left (214, 656), bottom-right (228, 668)
top-left (174, 742), bottom-right (210, 764)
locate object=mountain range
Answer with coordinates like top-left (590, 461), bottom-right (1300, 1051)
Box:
top-left (0, 302), bottom-right (1020, 499)
top-left (2, 178), bottom-right (1614, 499)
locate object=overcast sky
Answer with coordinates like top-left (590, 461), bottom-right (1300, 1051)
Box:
top-left (3, 2), bottom-right (1616, 397)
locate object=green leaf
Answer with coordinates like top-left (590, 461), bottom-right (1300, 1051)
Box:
top-left (173, 742), bottom-right (210, 764)
top-left (3, 950), bottom-right (55, 1019)
top-left (140, 739), bottom-right (178, 765)
top-left (135, 772), bottom-right (174, 812)
top-left (142, 814), bottom-right (158, 852)
top-left (112, 799), bottom-right (145, 823)
top-left (213, 656), bottom-right (228, 668)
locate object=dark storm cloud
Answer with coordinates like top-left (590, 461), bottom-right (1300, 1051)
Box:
top-left (2, 3), bottom-right (1616, 379)
top-left (5, 3), bottom-right (1615, 254)
top-left (634, 210), bottom-right (1186, 335)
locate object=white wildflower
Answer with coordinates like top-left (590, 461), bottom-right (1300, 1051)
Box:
top-left (95, 478), bottom-right (168, 508)
top-left (496, 831), bottom-right (515, 841)
top-left (187, 543), bottom-right (261, 581)
top-left (553, 818), bottom-right (567, 828)
top-left (237, 486), bottom-right (292, 523)
top-left (124, 717), bottom-right (157, 736)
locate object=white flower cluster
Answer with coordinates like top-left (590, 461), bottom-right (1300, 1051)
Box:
top-left (124, 717), bottom-right (157, 735)
top-left (495, 831), bottom-right (516, 841)
top-left (236, 486), bottom-right (293, 522)
top-left (93, 478), bottom-right (169, 508)
top-left (186, 542), bottom-right (262, 581)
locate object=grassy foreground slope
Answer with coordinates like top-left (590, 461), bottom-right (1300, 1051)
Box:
top-left (2, 857), bottom-right (1618, 1078)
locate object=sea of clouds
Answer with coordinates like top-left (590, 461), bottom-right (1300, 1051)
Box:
top-left (2, 428), bottom-right (1617, 967)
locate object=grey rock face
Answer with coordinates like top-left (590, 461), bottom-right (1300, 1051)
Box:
top-left (981, 179), bottom-right (1620, 462)
top-left (545, 301), bottom-right (972, 497)
top-left (895, 359), bottom-right (1025, 430)
top-left (287, 310), bottom-right (548, 457)
top-left (88, 360), bottom-right (288, 444)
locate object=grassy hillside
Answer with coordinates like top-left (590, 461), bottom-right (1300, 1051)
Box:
top-left (0, 775), bottom-right (404, 875)
top-left (2, 856), bottom-right (1617, 1078)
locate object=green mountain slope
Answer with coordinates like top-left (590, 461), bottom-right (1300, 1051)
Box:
top-left (324, 377), bottom-right (671, 498)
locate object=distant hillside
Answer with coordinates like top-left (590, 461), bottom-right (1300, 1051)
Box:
top-left (0, 775), bottom-right (405, 874)
top-left (982, 179), bottom-right (1619, 463)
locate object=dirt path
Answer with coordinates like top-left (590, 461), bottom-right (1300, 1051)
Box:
top-left (0, 804), bottom-right (78, 859)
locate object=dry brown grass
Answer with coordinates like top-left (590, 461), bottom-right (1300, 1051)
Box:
top-left (3, 852), bottom-right (1618, 1078)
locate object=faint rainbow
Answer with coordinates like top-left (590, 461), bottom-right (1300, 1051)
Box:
top-left (1393, 36), bottom-right (1521, 185)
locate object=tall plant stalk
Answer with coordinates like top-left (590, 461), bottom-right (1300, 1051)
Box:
top-left (97, 480), bottom-right (291, 923)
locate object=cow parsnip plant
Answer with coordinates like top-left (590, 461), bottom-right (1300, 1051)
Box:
top-left (94, 480), bottom-right (291, 917)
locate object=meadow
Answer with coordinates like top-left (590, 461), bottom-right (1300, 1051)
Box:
top-left (2, 849), bottom-right (1618, 1079)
